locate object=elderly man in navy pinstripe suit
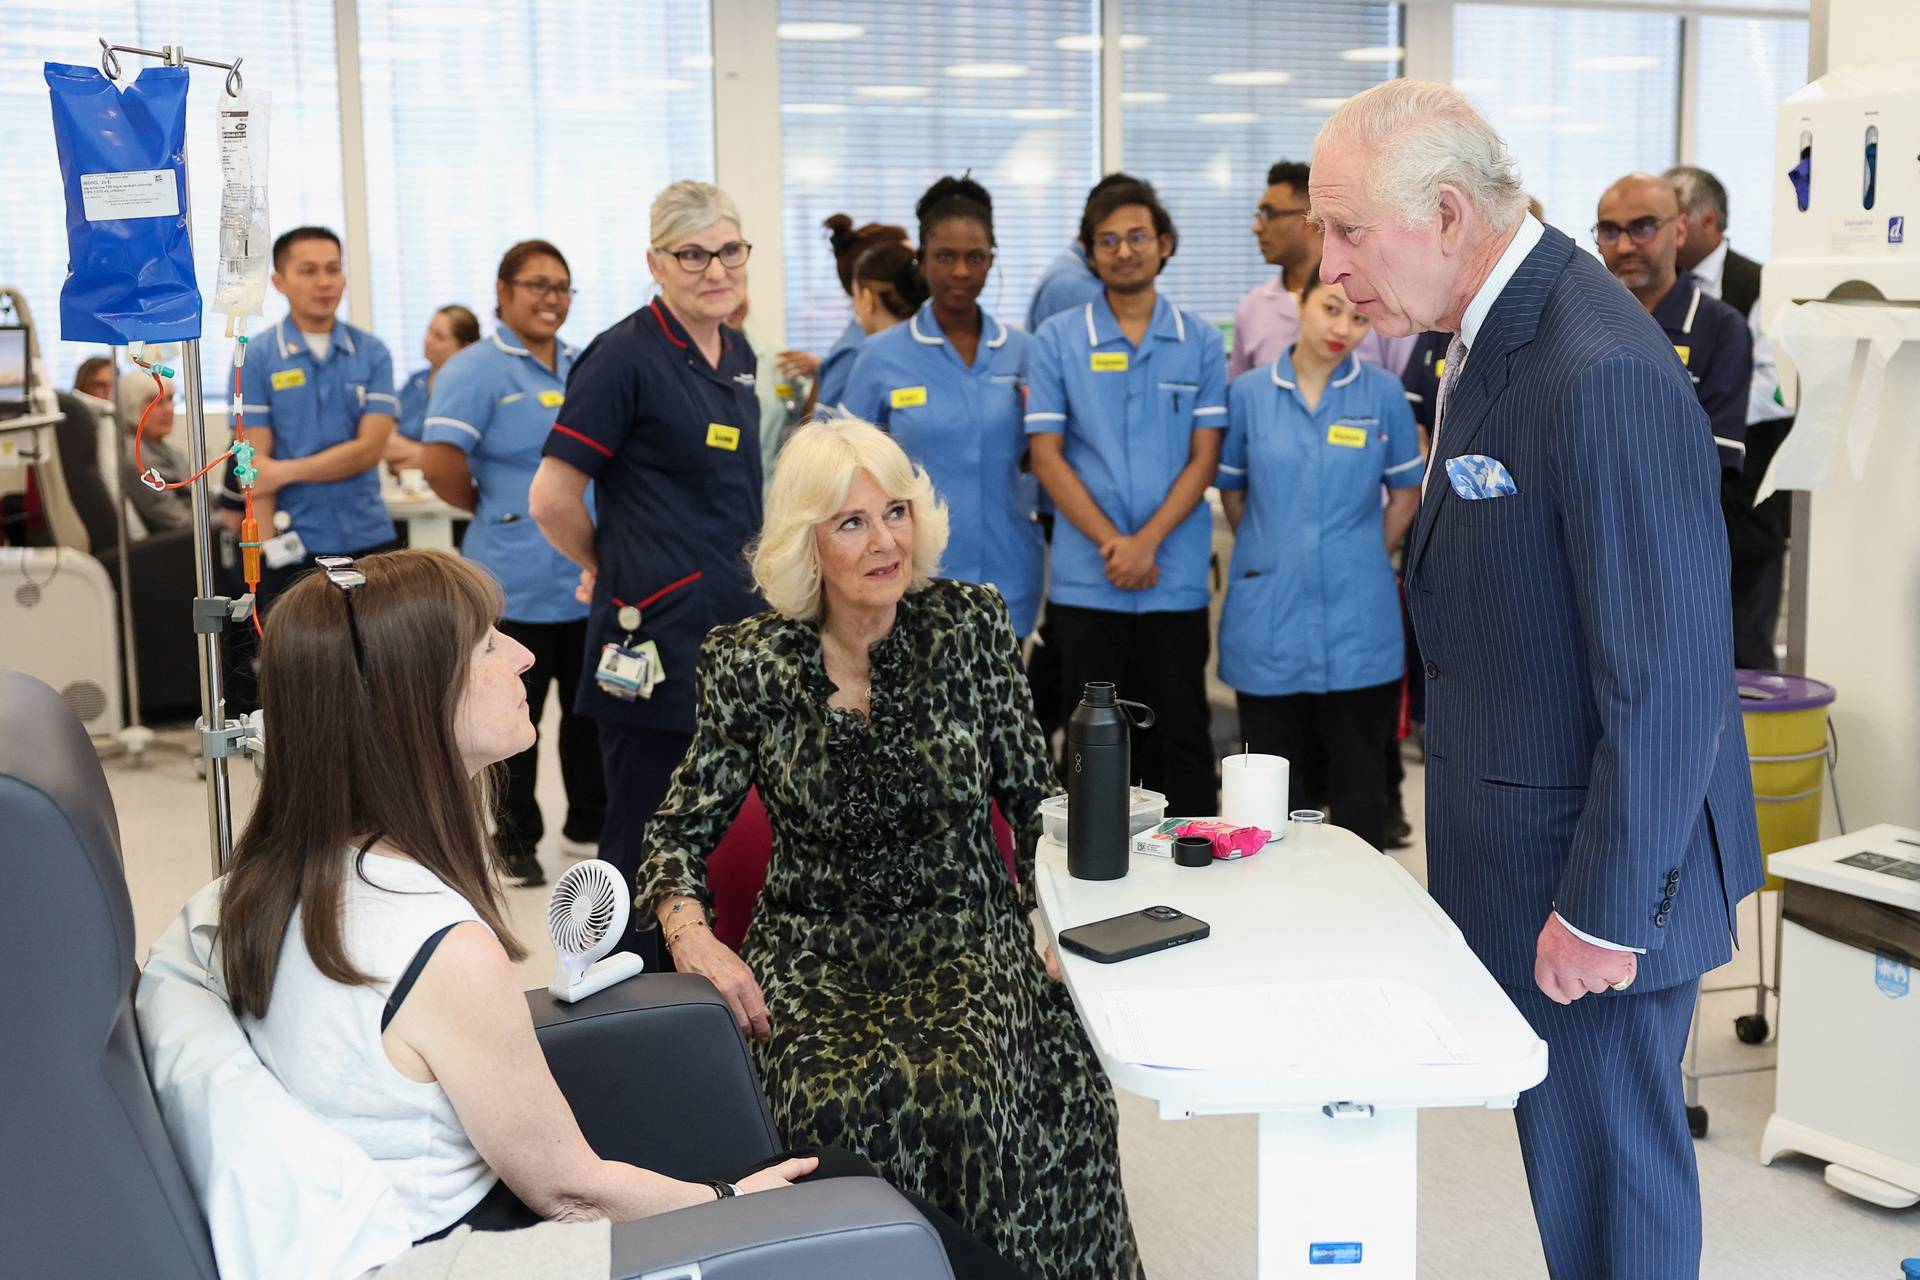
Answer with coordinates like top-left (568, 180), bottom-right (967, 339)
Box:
top-left (1309, 81), bottom-right (1763, 1279)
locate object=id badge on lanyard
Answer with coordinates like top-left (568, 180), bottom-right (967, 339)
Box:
top-left (596, 603), bottom-right (665, 701)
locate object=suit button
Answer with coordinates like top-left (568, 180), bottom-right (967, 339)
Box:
top-left (1667, 867), bottom-right (1681, 880)
top-left (1424, 661), bottom-right (1439, 679)
top-left (1660, 897), bottom-right (1674, 912)
top-left (1654, 911), bottom-right (1669, 927)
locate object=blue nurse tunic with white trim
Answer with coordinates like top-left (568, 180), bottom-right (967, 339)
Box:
top-left (1217, 350), bottom-right (1423, 696)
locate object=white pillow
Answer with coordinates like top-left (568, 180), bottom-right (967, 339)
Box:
top-left (136, 879), bottom-right (416, 1280)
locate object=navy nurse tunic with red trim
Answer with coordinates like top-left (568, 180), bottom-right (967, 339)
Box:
top-left (541, 297), bottom-right (764, 731)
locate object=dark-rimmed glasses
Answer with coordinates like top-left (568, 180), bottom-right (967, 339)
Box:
top-left (315, 555), bottom-right (371, 689)
top-left (1592, 216), bottom-right (1672, 247)
top-left (660, 240), bottom-right (752, 273)
top-left (506, 277), bottom-right (577, 300)
top-left (1256, 204), bottom-right (1309, 225)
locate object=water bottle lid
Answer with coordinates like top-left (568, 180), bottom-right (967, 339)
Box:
top-left (1902, 1259), bottom-right (1920, 1280)
top-left (1081, 681), bottom-right (1116, 706)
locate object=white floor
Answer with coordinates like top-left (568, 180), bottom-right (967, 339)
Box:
top-left (108, 715), bottom-right (1915, 1280)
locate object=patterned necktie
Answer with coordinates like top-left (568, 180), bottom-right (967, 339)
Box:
top-left (1422, 333), bottom-right (1470, 497)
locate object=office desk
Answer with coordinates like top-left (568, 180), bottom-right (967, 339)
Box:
top-left (1035, 823), bottom-right (1547, 1278)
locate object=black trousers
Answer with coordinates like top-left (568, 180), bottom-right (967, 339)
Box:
top-left (597, 719), bottom-right (698, 966)
top-left (494, 617), bottom-right (605, 860)
top-left (1237, 679), bottom-right (1400, 850)
top-left (222, 535), bottom-right (405, 713)
top-left (1730, 552), bottom-right (1784, 671)
top-left (1048, 602), bottom-right (1217, 817)
top-left (435, 1145), bottom-right (1029, 1279)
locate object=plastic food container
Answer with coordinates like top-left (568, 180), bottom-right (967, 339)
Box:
top-left (1039, 786), bottom-right (1169, 845)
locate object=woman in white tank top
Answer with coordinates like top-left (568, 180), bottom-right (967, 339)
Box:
top-left (214, 549), bottom-right (1022, 1278)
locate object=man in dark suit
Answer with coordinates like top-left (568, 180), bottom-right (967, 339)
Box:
top-left (1311, 81), bottom-right (1764, 1279)
top-left (1665, 164), bottom-right (1795, 670)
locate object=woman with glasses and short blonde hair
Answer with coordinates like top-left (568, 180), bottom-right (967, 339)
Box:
top-left (529, 182), bottom-right (767, 919)
top-left (637, 417), bottom-right (1144, 1280)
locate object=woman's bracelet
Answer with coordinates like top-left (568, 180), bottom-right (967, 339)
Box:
top-left (664, 915), bottom-right (711, 950)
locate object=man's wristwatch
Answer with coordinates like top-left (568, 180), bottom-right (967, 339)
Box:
top-left (706, 1180), bottom-right (739, 1200)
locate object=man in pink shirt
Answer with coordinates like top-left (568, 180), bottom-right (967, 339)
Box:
top-left (1228, 159), bottom-right (1415, 379)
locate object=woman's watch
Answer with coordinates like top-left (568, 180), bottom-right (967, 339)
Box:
top-left (705, 1180), bottom-right (740, 1200)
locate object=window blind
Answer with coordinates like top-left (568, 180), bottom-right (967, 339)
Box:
top-left (1693, 16), bottom-right (1808, 264)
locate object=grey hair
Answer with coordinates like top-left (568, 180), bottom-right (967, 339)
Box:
top-left (1662, 165), bottom-right (1729, 231)
top-left (650, 180), bottom-right (743, 249)
top-left (1313, 79), bottom-right (1527, 234)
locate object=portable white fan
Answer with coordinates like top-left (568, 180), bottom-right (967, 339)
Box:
top-left (547, 859), bottom-right (645, 1002)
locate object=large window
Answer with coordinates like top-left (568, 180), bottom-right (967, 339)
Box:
top-left (1122, 2), bottom-right (1400, 326)
top-left (1693, 17), bottom-right (1808, 263)
top-left (1454, 4), bottom-right (1682, 249)
top-left (358, 1), bottom-right (714, 384)
top-left (1, 1), bottom-right (344, 396)
top-left (777, 2), bottom-right (1101, 352)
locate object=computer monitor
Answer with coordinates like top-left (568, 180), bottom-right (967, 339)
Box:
top-left (0, 327), bottom-right (28, 420)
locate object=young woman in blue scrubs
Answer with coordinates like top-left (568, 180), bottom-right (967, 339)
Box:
top-left (816, 215), bottom-right (911, 410)
top-left (841, 176), bottom-right (1043, 638)
top-left (418, 241), bottom-right (603, 887)
top-left (1216, 266), bottom-right (1422, 849)
top-left (529, 183), bottom-right (765, 909)
top-left (390, 304), bottom-right (479, 468)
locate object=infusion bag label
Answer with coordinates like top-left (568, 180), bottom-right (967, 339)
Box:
top-left (1876, 951), bottom-right (1910, 999)
top-left (705, 422), bottom-right (740, 451)
top-left (1090, 352), bottom-right (1129, 372)
top-left (1309, 1241), bottom-right (1363, 1265)
top-left (270, 369), bottom-right (307, 391)
top-left (890, 386), bottom-right (928, 409)
top-left (80, 170), bottom-right (180, 221)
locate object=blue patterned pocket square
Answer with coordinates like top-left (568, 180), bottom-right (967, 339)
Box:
top-left (1444, 454), bottom-right (1519, 500)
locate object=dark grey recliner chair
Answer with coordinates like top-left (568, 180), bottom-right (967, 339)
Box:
top-left (0, 669), bottom-right (953, 1279)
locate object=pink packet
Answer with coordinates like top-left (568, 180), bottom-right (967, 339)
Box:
top-left (1175, 820), bottom-right (1271, 860)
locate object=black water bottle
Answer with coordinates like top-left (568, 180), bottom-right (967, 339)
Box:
top-left (1067, 682), bottom-right (1155, 881)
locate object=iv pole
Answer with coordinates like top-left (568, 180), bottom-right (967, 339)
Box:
top-left (98, 38), bottom-right (253, 875)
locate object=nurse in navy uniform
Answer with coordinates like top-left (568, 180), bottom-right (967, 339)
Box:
top-left (530, 181), bottom-right (764, 904)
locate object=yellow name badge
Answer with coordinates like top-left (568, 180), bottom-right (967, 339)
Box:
top-left (890, 386), bottom-right (929, 409)
top-left (1673, 344), bottom-right (1691, 366)
top-left (538, 390), bottom-right (565, 408)
top-left (1090, 351), bottom-right (1129, 373)
top-left (705, 422), bottom-right (740, 452)
top-left (1433, 357), bottom-right (1446, 379)
top-left (1327, 424), bottom-right (1369, 448)
top-left (270, 368), bottom-right (307, 391)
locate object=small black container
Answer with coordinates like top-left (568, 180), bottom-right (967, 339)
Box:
top-left (1173, 835), bottom-right (1214, 867)
top-left (1066, 682), bottom-right (1155, 881)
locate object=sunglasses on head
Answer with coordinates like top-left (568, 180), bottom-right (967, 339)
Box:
top-left (315, 555), bottom-right (371, 690)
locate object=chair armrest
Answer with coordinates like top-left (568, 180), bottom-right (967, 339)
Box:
top-left (607, 1179), bottom-right (954, 1280)
top-left (527, 974), bottom-right (781, 1180)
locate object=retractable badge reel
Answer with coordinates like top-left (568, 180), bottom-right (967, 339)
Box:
top-left (596, 603), bottom-right (665, 701)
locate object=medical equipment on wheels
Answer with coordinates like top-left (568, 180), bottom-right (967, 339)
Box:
top-left (45, 37), bottom-right (266, 872)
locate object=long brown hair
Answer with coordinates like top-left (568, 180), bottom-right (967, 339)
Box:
top-left (221, 549), bottom-right (527, 1019)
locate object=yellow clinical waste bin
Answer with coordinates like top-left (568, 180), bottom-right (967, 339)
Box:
top-left (1736, 670), bottom-right (1837, 887)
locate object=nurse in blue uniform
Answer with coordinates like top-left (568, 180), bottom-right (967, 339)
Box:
top-left (391, 304), bottom-right (479, 468)
top-left (1026, 178), bottom-right (1226, 817)
top-left (815, 215), bottom-right (910, 410)
top-left (420, 240), bottom-right (603, 888)
top-left (1217, 267), bottom-right (1422, 850)
top-left (841, 176), bottom-right (1043, 638)
top-left (530, 182), bottom-right (764, 901)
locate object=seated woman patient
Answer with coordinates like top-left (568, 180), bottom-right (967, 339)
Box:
top-left (216, 549), bottom-right (1021, 1277)
top-left (640, 418), bottom-right (1144, 1280)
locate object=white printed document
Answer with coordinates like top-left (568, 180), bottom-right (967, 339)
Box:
top-left (1101, 980), bottom-right (1472, 1072)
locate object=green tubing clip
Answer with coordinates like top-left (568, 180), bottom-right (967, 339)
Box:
top-left (230, 439), bottom-right (257, 487)
top-left (152, 365), bottom-right (177, 379)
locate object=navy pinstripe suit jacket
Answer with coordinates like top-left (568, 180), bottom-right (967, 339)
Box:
top-left (1404, 226), bottom-right (1764, 992)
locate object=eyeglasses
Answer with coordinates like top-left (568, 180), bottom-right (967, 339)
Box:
top-left (507, 277), bottom-right (576, 300)
top-left (315, 555), bottom-right (371, 690)
top-left (1591, 216), bottom-right (1673, 247)
top-left (1092, 229), bottom-right (1158, 256)
top-left (1255, 205), bottom-right (1309, 225)
top-left (660, 240), bottom-right (753, 273)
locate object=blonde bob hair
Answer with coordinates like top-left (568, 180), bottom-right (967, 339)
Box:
top-left (651, 180), bottom-right (743, 249)
top-left (750, 416), bottom-right (949, 622)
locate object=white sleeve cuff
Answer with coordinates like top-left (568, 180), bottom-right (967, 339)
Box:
top-left (423, 415), bottom-right (482, 442)
top-left (1554, 910), bottom-right (1646, 954)
top-left (365, 392), bottom-right (402, 411)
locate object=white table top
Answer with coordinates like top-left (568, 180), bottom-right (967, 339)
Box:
top-left (382, 488), bottom-right (467, 520)
top-left (1768, 821), bottom-right (1920, 911)
top-left (1036, 824), bottom-right (1548, 1116)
